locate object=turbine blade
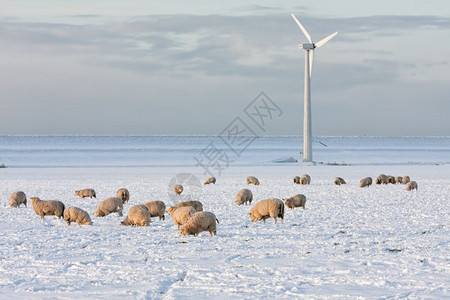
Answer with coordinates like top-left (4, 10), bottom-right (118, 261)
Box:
top-left (291, 13), bottom-right (312, 43)
top-left (309, 50), bottom-right (314, 78)
top-left (315, 32), bottom-right (338, 48)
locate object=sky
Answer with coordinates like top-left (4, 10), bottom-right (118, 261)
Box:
top-left (1, 0), bottom-right (449, 136)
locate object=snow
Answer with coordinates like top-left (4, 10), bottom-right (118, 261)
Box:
top-left (0, 136), bottom-right (449, 299)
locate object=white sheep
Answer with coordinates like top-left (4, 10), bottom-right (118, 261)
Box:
top-left (74, 188), bottom-right (96, 199)
top-left (144, 201), bottom-right (166, 220)
top-left (94, 197), bottom-right (123, 217)
top-left (235, 189), bottom-right (253, 206)
top-left (204, 177), bottom-right (216, 185)
top-left (246, 176), bottom-right (260, 186)
top-left (293, 176), bottom-right (301, 184)
top-left (283, 194), bottom-right (306, 210)
top-left (300, 174), bottom-right (311, 185)
top-left (116, 188), bottom-right (130, 203)
top-left (406, 181), bottom-right (418, 191)
top-left (180, 211), bottom-right (219, 236)
top-left (64, 206), bottom-right (92, 225)
top-left (402, 176), bottom-right (411, 184)
top-left (249, 198), bottom-right (284, 224)
top-left (175, 200), bottom-right (203, 212)
top-left (359, 177), bottom-right (373, 188)
top-left (8, 191), bottom-right (27, 208)
top-left (30, 197), bottom-right (65, 220)
top-left (174, 185), bottom-right (183, 195)
top-left (121, 205), bottom-right (151, 226)
top-left (376, 174), bottom-right (389, 185)
top-left (166, 206), bottom-right (196, 229)
top-left (334, 177), bottom-right (346, 185)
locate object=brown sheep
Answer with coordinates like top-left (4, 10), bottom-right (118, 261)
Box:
top-left (204, 177), bottom-right (216, 185)
top-left (402, 176), bottom-right (411, 184)
top-left (30, 197), bottom-right (65, 220)
top-left (235, 189), bottom-right (253, 206)
top-left (174, 185), bottom-right (183, 195)
top-left (175, 200), bottom-right (203, 212)
top-left (121, 205), bottom-right (151, 226)
top-left (395, 176), bottom-right (403, 184)
top-left (406, 181), bottom-right (418, 191)
top-left (144, 201), bottom-right (166, 220)
top-left (293, 176), bottom-right (301, 184)
top-left (283, 194), bottom-right (306, 210)
top-left (116, 188), bottom-right (130, 203)
top-left (180, 211), bottom-right (219, 236)
top-left (300, 174), bottom-right (311, 185)
top-left (8, 191), bottom-right (27, 208)
top-left (246, 176), bottom-right (260, 186)
top-left (74, 189), bottom-right (96, 199)
top-left (376, 174), bottom-right (389, 185)
top-left (359, 177), bottom-right (373, 188)
top-left (64, 206), bottom-right (92, 225)
top-left (166, 206), bottom-right (196, 229)
top-left (94, 197), bottom-right (123, 217)
top-left (249, 198), bottom-right (284, 224)
top-left (334, 177), bottom-right (346, 185)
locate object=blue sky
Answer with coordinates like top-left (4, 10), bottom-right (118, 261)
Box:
top-left (1, 1), bottom-right (449, 135)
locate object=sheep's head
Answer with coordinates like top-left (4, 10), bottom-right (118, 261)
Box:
top-left (180, 227), bottom-right (189, 236)
top-left (166, 206), bottom-right (176, 215)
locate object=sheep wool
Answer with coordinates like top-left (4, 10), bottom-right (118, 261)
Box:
top-left (249, 198), bottom-right (284, 224)
top-left (64, 206), bottom-right (92, 225)
top-left (121, 205), bottom-right (151, 226)
top-left (144, 201), bottom-right (166, 220)
top-left (235, 189), bottom-right (253, 206)
top-left (180, 211), bottom-right (219, 236)
top-left (8, 191), bottom-right (27, 208)
top-left (30, 197), bottom-right (65, 220)
top-left (94, 197), bottom-right (123, 217)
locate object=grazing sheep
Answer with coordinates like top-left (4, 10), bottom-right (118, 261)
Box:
top-left (30, 197), bottom-right (65, 220)
top-left (300, 174), bottom-right (311, 185)
top-left (387, 175), bottom-right (395, 184)
top-left (249, 198), bottom-right (284, 224)
top-left (166, 206), bottom-right (196, 229)
top-left (246, 176), bottom-right (260, 186)
top-left (74, 188), bottom-right (96, 199)
top-left (204, 177), bottom-right (216, 185)
top-left (8, 191), bottom-right (27, 208)
top-left (283, 194), bottom-right (306, 210)
top-left (175, 200), bottom-right (203, 212)
top-left (334, 177), bottom-right (346, 185)
top-left (144, 201), bottom-right (166, 220)
top-left (63, 206), bottom-right (92, 225)
top-left (116, 188), bottom-right (130, 203)
top-left (359, 177), bottom-right (373, 188)
top-left (402, 176), bottom-right (411, 184)
top-left (406, 181), bottom-right (418, 191)
top-left (235, 189), bottom-right (253, 206)
top-left (395, 176), bottom-right (403, 184)
top-left (174, 184), bottom-right (183, 195)
top-left (94, 197), bottom-right (123, 217)
top-left (376, 174), bottom-right (389, 185)
top-left (121, 205), bottom-right (151, 226)
top-left (180, 211), bottom-right (219, 236)
top-left (293, 176), bottom-right (301, 184)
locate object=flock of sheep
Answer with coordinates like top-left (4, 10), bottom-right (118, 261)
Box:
top-left (6, 173), bottom-right (418, 236)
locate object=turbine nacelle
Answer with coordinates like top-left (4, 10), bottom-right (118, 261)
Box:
top-left (299, 44), bottom-right (315, 50)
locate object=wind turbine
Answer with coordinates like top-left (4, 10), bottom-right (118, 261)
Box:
top-left (291, 14), bottom-right (337, 162)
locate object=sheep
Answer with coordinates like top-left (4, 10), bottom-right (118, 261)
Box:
top-left (8, 191), bottom-right (27, 208)
top-left (293, 176), bottom-right (301, 184)
top-left (406, 181), bottom-right (418, 191)
top-left (166, 206), bottom-right (196, 229)
top-left (30, 197), bottom-right (65, 220)
top-left (94, 197), bottom-right (123, 217)
top-left (174, 184), bottom-right (183, 195)
top-left (121, 205), bottom-right (151, 226)
top-left (144, 201), bottom-right (166, 220)
top-left (235, 189), bottom-right (253, 206)
top-left (175, 200), bottom-right (203, 212)
top-left (359, 177), bottom-right (373, 188)
top-left (376, 174), bottom-right (389, 185)
top-left (63, 206), bottom-right (92, 225)
top-left (283, 194), bottom-right (306, 210)
top-left (402, 176), bottom-right (411, 184)
top-left (300, 174), bottom-right (311, 185)
top-left (334, 177), bottom-right (346, 185)
top-left (116, 188), bottom-right (130, 203)
top-left (395, 176), bottom-right (403, 184)
top-left (204, 177), bottom-right (216, 185)
top-left (74, 188), bottom-right (96, 199)
top-left (180, 211), bottom-right (219, 236)
top-left (249, 198), bottom-right (284, 224)
top-left (246, 176), bottom-right (260, 186)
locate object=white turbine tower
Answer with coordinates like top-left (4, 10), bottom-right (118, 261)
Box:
top-left (291, 14), bottom-right (337, 162)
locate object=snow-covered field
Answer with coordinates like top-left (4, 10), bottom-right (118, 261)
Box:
top-left (0, 136), bottom-right (449, 299)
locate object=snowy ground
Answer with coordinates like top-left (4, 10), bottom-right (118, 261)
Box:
top-left (1, 163), bottom-right (449, 299)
